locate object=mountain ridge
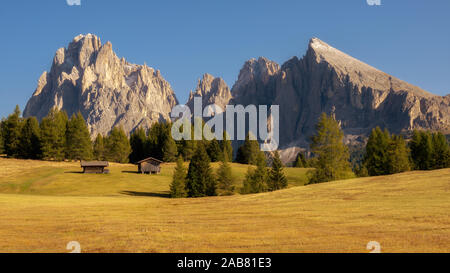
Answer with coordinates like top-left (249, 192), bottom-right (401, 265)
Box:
top-left (24, 34), bottom-right (449, 155)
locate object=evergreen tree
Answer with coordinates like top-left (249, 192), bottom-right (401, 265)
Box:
top-left (235, 133), bottom-right (260, 165)
top-left (65, 112), bottom-right (93, 160)
top-left (242, 151), bottom-right (267, 194)
top-left (177, 124), bottom-right (196, 161)
top-left (410, 130), bottom-right (433, 170)
top-left (105, 126), bottom-right (131, 163)
top-left (363, 127), bottom-right (391, 176)
top-left (216, 150), bottom-right (235, 195)
top-left (267, 151), bottom-right (288, 191)
top-left (93, 133), bottom-right (105, 160)
top-left (220, 130), bottom-right (233, 162)
top-left (146, 122), bottom-right (176, 161)
top-left (18, 117), bottom-right (41, 159)
top-left (2, 105), bottom-right (22, 157)
top-left (308, 113), bottom-right (352, 184)
top-left (185, 143), bottom-right (216, 197)
top-left (40, 108), bottom-right (68, 161)
top-left (431, 132), bottom-right (450, 169)
top-left (162, 133), bottom-right (178, 162)
top-left (207, 138), bottom-right (222, 162)
top-left (170, 156), bottom-right (187, 198)
top-left (294, 152), bottom-right (307, 168)
top-left (387, 134), bottom-right (410, 174)
top-left (129, 127), bottom-right (147, 163)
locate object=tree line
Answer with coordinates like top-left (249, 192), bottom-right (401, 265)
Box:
top-left (291, 113), bottom-right (450, 184)
top-left (0, 106), bottom-right (131, 162)
top-left (170, 142), bottom-right (288, 198)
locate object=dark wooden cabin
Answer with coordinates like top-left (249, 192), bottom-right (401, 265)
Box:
top-left (136, 157), bottom-right (163, 174)
top-left (80, 161), bottom-right (109, 174)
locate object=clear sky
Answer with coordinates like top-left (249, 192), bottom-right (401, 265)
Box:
top-left (0, 0), bottom-right (449, 118)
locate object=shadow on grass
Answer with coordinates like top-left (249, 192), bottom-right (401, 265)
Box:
top-left (121, 171), bottom-right (140, 174)
top-left (120, 191), bottom-right (171, 198)
top-left (64, 171), bottom-right (84, 174)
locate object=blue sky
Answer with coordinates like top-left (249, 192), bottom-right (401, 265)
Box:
top-left (0, 0), bottom-right (449, 118)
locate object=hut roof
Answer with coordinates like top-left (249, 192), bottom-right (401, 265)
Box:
top-left (80, 161), bottom-right (109, 167)
top-left (136, 157), bottom-right (163, 164)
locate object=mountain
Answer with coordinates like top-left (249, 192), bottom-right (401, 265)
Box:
top-left (24, 35), bottom-right (449, 159)
top-left (225, 38), bottom-right (450, 157)
top-left (23, 34), bottom-right (178, 137)
top-left (186, 73), bottom-right (231, 112)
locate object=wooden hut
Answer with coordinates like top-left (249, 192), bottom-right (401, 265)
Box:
top-left (80, 161), bottom-right (110, 174)
top-left (136, 157), bottom-right (163, 174)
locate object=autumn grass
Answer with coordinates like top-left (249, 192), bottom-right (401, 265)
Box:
top-left (0, 158), bottom-right (449, 253)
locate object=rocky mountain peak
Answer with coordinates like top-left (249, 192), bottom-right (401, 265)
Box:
top-left (305, 37), bottom-right (435, 99)
top-left (232, 57), bottom-right (280, 95)
top-left (186, 73), bottom-right (231, 110)
top-left (24, 34), bottom-right (178, 137)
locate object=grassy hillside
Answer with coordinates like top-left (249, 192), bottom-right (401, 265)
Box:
top-left (0, 158), bottom-right (310, 196)
top-left (0, 158), bottom-right (449, 253)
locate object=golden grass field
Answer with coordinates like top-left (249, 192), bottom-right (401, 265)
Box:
top-left (0, 158), bottom-right (449, 253)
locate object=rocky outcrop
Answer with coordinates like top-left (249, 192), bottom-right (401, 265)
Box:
top-left (186, 73), bottom-right (232, 111)
top-left (24, 34), bottom-right (178, 137)
top-left (228, 38), bottom-right (450, 149)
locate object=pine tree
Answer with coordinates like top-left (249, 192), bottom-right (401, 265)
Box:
top-left (65, 112), bottom-right (93, 160)
top-left (216, 150), bottom-right (235, 195)
top-left (207, 138), bottom-right (222, 162)
top-left (363, 127), bottom-right (391, 176)
top-left (221, 130), bottom-right (233, 162)
top-left (129, 127), bottom-right (147, 163)
top-left (186, 143), bottom-right (216, 197)
top-left (431, 132), bottom-right (450, 169)
top-left (308, 113), bottom-right (352, 184)
top-left (93, 133), bottom-right (105, 160)
top-left (2, 105), bottom-right (22, 157)
top-left (410, 130), bottom-right (433, 170)
top-left (170, 156), bottom-right (187, 198)
top-left (267, 151), bottom-right (288, 191)
top-left (294, 152), bottom-right (307, 168)
top-left (235, 133), bottom-right (260, 165)
top-left (105, 126), bottom-right (131, 163)
top-left (18, 117), bottom-right (41, 159)
top-left (40, 108), bottom-right (68, 161)
top-left (162, 132), bottom-right (178, 162)
top-left (242, 151), bottom-right (267, 194)
top-left (387, 134), bottom-right (410, 174)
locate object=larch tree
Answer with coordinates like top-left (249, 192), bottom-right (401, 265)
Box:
top-left (308, 113), bottom-right (352, 184)
top-left (18, 116), bottom-right (41, 159)
top-left (65, 112), bottom-right (93, 160)
top-left (185, 143), bottom-right (216, 197)
top-left (105, 126), bottom-right (131, 163)
top-left (129, 127), bottom-right (147, 163)
top-left (2, 105), bottom-right (22, 157)
top-left (93, 133), bottom-right (105, 160)
top-left (216, 150), bottom-right (235, 195)
top-left (40, 108), bottom-right (68, 161)
top-left (267, 151), bottom-right (288, 191)
top-left (170, 156), bottom-right (187, 198)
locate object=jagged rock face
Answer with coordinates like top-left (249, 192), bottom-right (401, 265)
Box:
top-left (24, 34), bottom-right (178, 137)
top-left (229, 38), bottom-right (450, 149)
top-left (186, 73), bottom-right (232, 111)
top-left (230, 57), bottom-right (280, 106)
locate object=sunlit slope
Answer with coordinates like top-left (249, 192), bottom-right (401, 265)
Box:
top-left (0, 158), bottom-right (448, 253)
